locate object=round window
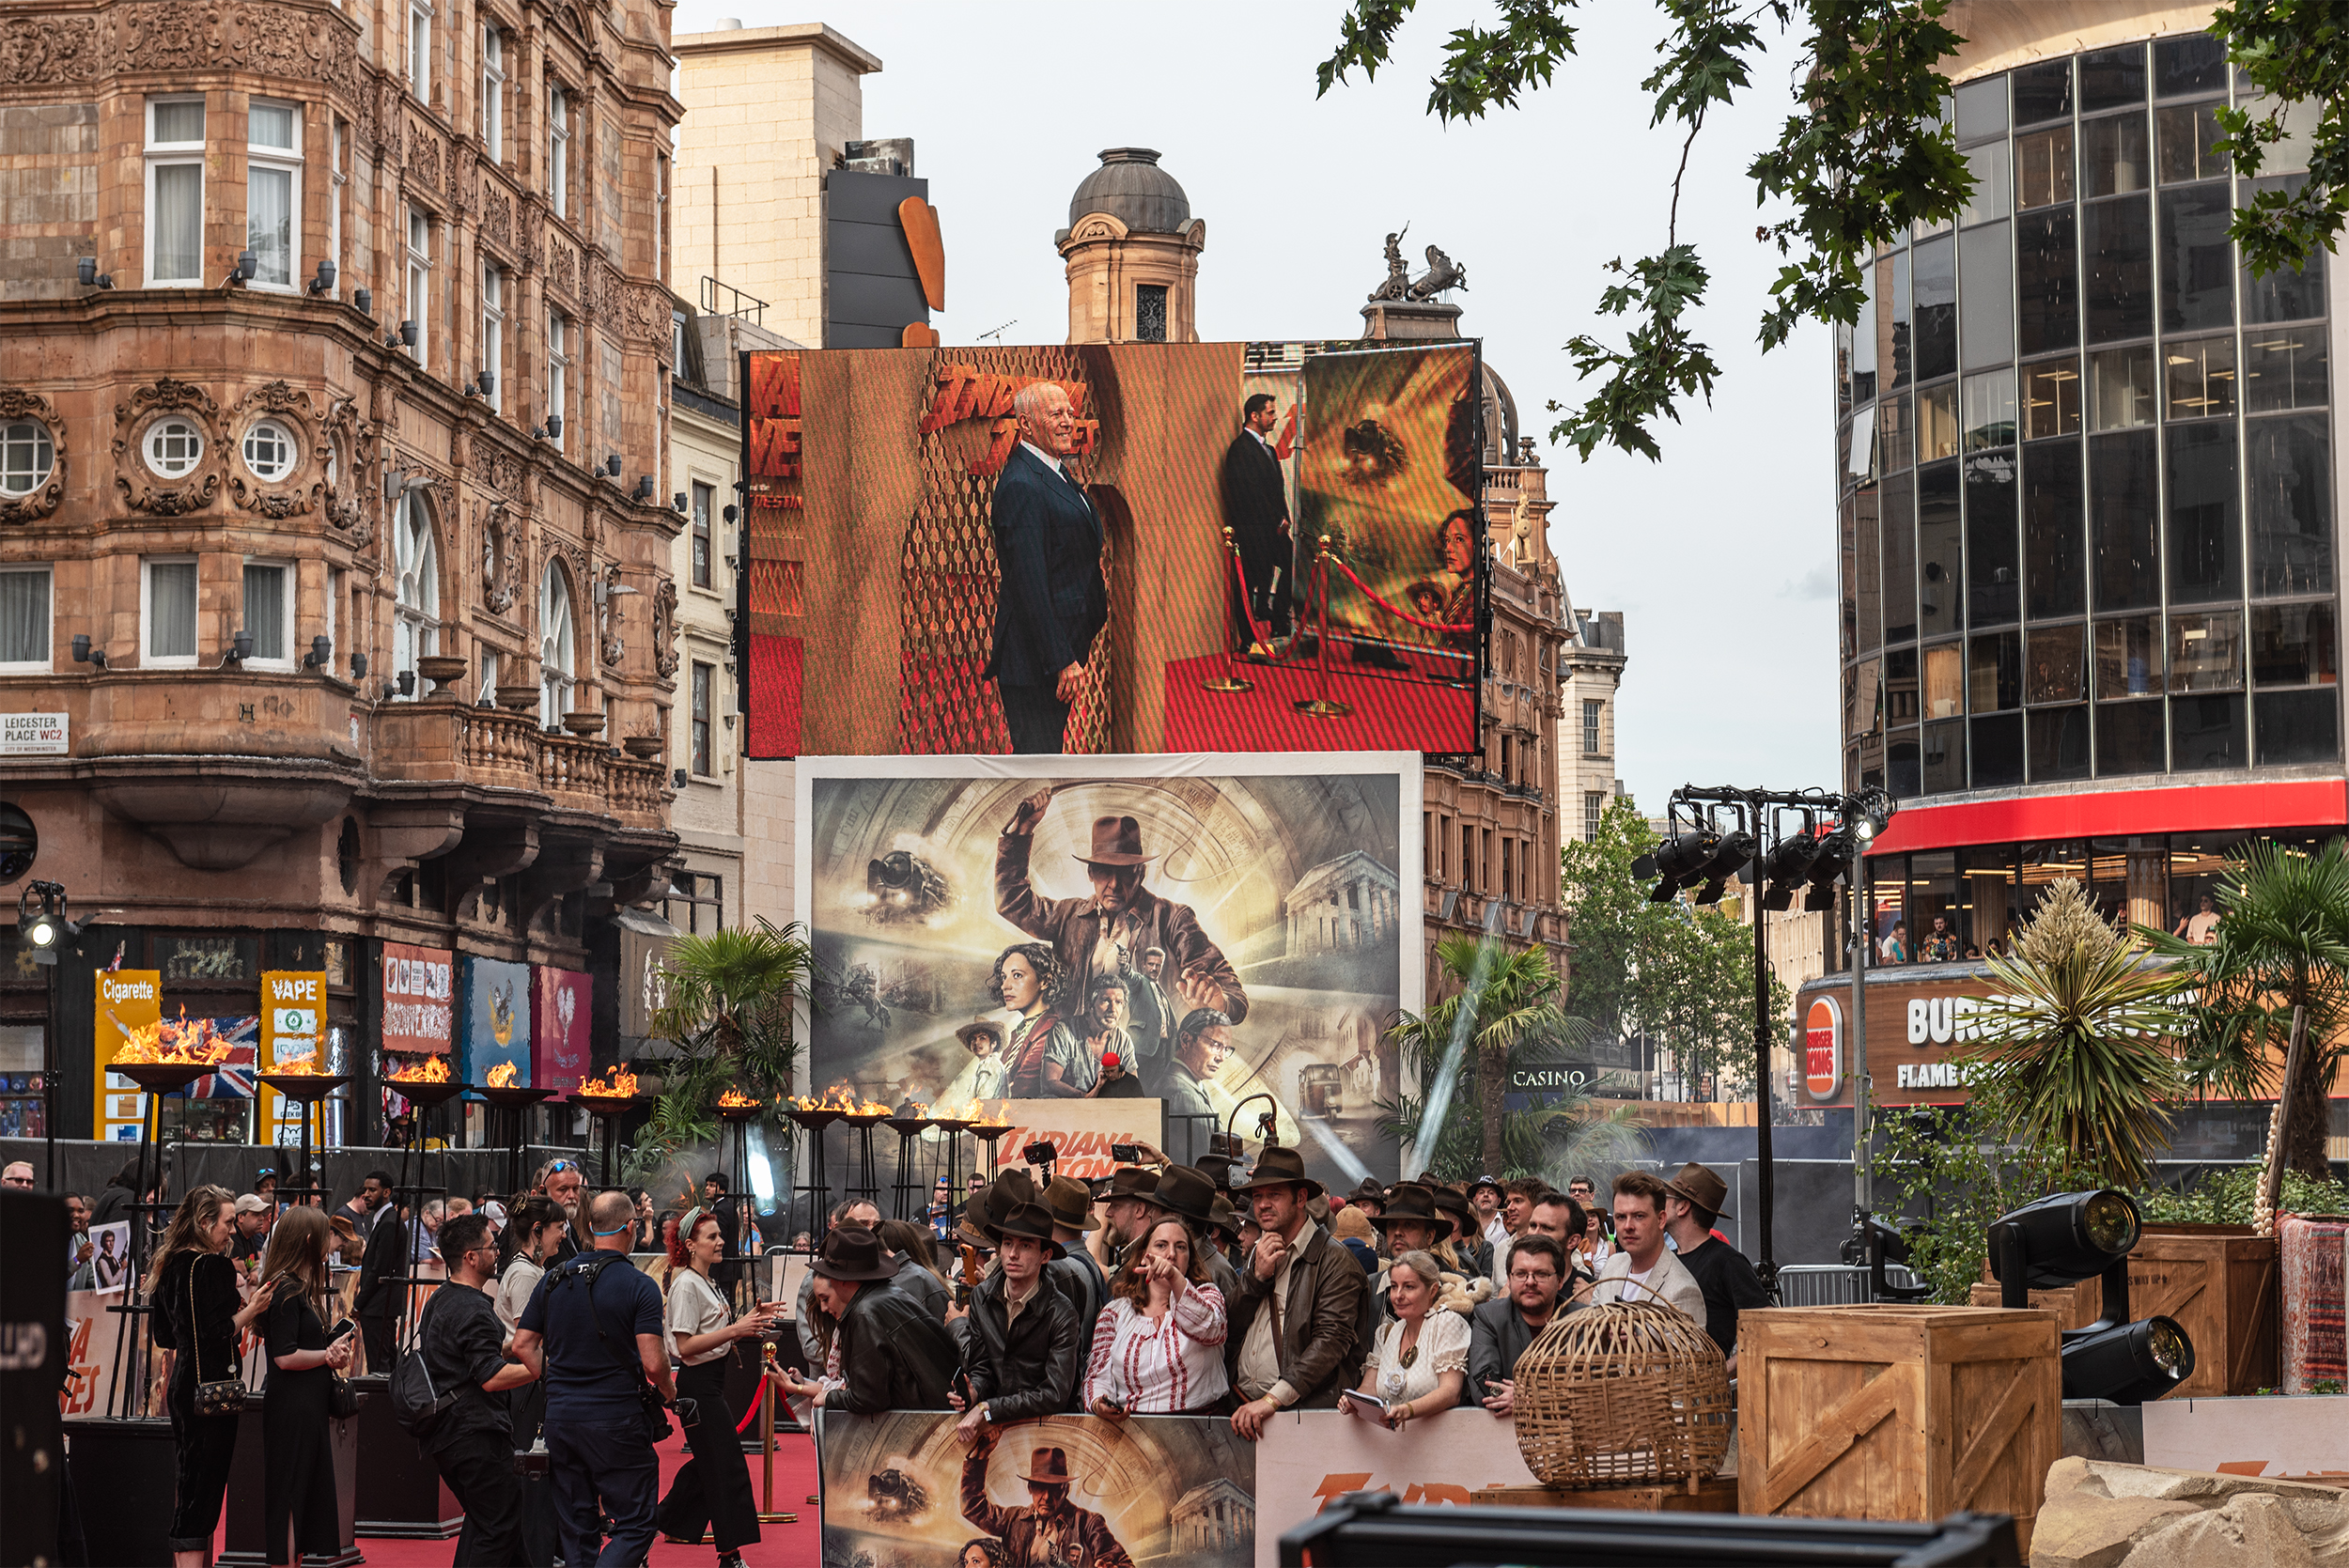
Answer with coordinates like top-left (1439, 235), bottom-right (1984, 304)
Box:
top-left (0, 421), bottom-right (54, 497)
top-left (243, 420), bottom-right (296, 482)
top-left (144, 418), bottom-right (204, 478)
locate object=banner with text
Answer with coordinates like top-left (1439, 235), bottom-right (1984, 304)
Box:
top-left (381, 941), bottom-right (455, 1057)
top-left (980, 1099), bottom-right (1164, 1181)
top-left (91, 970), bottom-right (163, 1140)
top-left (1252, 1405), bottom-right (1537, 1566)
top-left (259, 970), bottom-right (328, 1144)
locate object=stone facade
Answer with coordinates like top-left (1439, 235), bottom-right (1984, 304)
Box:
top-left (0, 0), bottom-right (684, 1134)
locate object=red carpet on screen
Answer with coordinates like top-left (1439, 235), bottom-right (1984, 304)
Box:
top-left (1163, 654), bottom-right (1476, 753)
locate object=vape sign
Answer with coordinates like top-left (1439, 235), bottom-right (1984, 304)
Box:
top-left (1804, 994), bottom-right (1842, 1101)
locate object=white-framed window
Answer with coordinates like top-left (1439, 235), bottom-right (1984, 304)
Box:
top-left (241, 420), bottom-right (296, 482)
top-left (481, 263), bottom-right (505, 412)
top-left (548, 85), bottom-right (568, 218)
top-left (330, 118), bottom-right (346, 289)
top-left (538, 560), bottom-right (575, 725)
top-left (241, 560), bottom-right (292, 668)
top-left (481, 25), bottom-right (505, 160)
top-left (393, 492), bottom-right (439, 697)
top-left (406, 208), bottom-right (432, 366)
top-left (145, 97), bottom-right (207, 287)
top-left (246, 99), bottom-right (301, 290)
top-left (142, 557), bottom-right (199, 668)
top-left (409, 0), bottom-right (432, 103)
top-left (690, 661), bottom-right (713, 775)
top-left (0, 420), bottom-right (55, 496)
top-left (477, 646), bottom-right (498, 704)
top-left (144, 418), bottom-right (205, 478)
top-left (691, 480), bottom-right (714, 589)
top-left (547, 310), bottom-right (569, 448)
top-left (0, 567), bottom-right (52, 672)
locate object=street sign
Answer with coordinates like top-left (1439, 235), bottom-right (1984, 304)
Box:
top-left (0, 713), bottom-right (67, 755)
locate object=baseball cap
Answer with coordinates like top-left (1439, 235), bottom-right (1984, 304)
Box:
top-left (234, 1193), bottom-right (272, 1215)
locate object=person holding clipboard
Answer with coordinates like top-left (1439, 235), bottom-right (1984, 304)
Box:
top-left (1342, 1250), bottom-right (1466, 1431)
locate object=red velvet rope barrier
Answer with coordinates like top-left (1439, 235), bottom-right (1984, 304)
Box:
top-left (735, 1374), bottom-right (768, 1433)
top-left (1226, 541), bottom-right (1272, 648)
top-left (1326, 553), bottom-right (1474, 633)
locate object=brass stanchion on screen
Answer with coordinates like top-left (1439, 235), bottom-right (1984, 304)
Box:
top-left (1202, 526), bottom-right (1255, 693)
top-left (755, 1340), bottom-right (799, 1525)
top-left (1295, 535), bottom-right (1354, 718)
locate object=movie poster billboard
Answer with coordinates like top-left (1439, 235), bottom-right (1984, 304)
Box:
top-left (534, 966), bottom-right (591, 1091)
top-left (459, 956), bottom-right (532, 1088)
top-left (741, 342), bottom-right (1484, 761)
top-left (821, 1411), bottom-right (1255, 1568)
top-left (797, 752), bottom-right (1418, 1191)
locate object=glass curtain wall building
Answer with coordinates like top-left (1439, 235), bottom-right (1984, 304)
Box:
top-left (1836, 24), bottom-right (2342, 962)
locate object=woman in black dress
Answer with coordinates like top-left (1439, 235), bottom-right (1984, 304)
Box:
top-left (259, 1205), bottom-right (354, 1566)
top-left (151, 1184), bottom-right (278, 1568)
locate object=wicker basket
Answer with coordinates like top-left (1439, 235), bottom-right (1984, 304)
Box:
top-left (1511, 1302), bottom-right (1733, 1488)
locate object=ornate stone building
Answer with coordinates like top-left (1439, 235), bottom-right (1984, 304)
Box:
top-left (0, 0), bottom-right (683, 1139)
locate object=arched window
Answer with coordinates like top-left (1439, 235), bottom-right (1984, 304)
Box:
top-left (393, 492), bottom-right (439, 697)
top-left (539, 560), bottom-right (575, 726)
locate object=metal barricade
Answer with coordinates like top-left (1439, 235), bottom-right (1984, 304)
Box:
top-left (1774, 1262), bottom-right (1923, 1307)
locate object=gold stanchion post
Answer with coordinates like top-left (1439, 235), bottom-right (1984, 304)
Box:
top-left (1202, 526), bottom-right (1254, 693)
top-left (755, 1341), bottom-right (799, 1524)
top-left (1295, 534), bottom-right (1354, 717)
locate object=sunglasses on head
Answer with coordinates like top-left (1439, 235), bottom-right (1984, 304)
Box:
top-left (545, 1160), bottom-right (580, 1174)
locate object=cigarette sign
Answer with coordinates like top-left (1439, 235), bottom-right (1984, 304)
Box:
top-left (260, 971), bottom-right (327, 1141)
top-left (0, 713), bottom-right (67, 754)
top-left (1804, 995), bottom-right (1842, 1101)
top-left (92, 970), bottom-right (163, 1140)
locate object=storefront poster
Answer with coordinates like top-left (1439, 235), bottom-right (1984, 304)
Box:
top-left (459, 956), bottom-right (532, 1087)
top-left (534, 966), bottom-right (591, 1091)
top-left (91, 969), bottom-right (163, 1140)
top-left (821, 1410), bottom-right (1254, 1568)
top-left (618, 916), bottom-right (677, 1039)
top-left (381, 941), bottom-right (455, 1055)
top-left (258, 970), bottom-right (326, 1142)
top-left (1251, 1405), bottom-right (1537, 1566)
top-left (980, 1099), bottom-right (1166, 1182)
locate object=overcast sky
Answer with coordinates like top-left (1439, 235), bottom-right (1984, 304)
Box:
top-left (675, 1), bottom-right (1840, 810)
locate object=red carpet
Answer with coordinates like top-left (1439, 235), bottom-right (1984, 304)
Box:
top-left (1162, 652), bottom-right (1475, 753)
top-left (269, 1431), bottom-right (822, 1568)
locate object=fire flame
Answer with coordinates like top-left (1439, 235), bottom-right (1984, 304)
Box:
top-left (972, 1104), bottom-right (1010, 1129)
top-left (787, 1081), bottom-right (891, 1115)
top-left (271, 1056), bottom-right (324, 1076)
top-left (717, 1087), bottom-right (761, 1109)
top-left (116, 1009), bottom-right (231, 1066)
top-left (934, 1099), bottom-right (984, 1122)
top-left (580, 1065), bottom-right (639, 1096)
top-left (388, 1054), bottom-right (452, 1083)
top-left (486, 1061), bottom-right (519, 1088)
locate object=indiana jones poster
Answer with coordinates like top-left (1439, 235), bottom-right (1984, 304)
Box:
top-left (795, 753), bottom-right (1417, 1189)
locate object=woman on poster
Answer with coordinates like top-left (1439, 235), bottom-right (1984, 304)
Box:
top-left (1351, 1250), bottom-right (1468, 1429)
top-left (149, 1184), bottom-right (279, 1568)
top-left (260, 1206), bottom-right (355, 1566)
top-left (655, 1209), bottom-right (780, 1568)
top-left (1082, 1215), bottom-right (1230, 1417)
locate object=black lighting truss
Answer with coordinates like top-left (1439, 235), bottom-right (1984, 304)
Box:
top-left (1641, 783), bottom-right (1894, 1293)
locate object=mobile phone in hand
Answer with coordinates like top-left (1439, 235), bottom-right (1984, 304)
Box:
top-left (326, 1319), bottom-right (356, 1343)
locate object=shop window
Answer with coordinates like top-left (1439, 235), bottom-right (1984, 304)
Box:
top-left (1969, 629), bottom-right (2023, 711)
top-left (1965, 448), bottom-right (2019, 626)
top-left (2017, 211), bottom-right (2079, 356)
top-left (1912, 238), bottom-right (1956, 382)
top-left (1917, 462), bottom-right (1963, 641)
top-left (1958, 224), bottom-right (2014, 370)
top-left (1972, 712), bottom-right (2026, 787)
top-left (1922, 717), bottom-right (1967, 794)
top-left (2028, 623), bottom-right (2087, 705)
top-left (2159, 185), bottom-right (2236, 333)
top-left (2095, 615), bottom-right (2165, 698)
top-left (2243, 325), bottom-right (2328, 413)
top-left (2082, 194), bottom-right (2153, 341)
top-left (2248, 414), bottom-right (2332, 597)
top-left (1881, 472), bottom-right (1917, 644)
top-left (2079, 44), bottom-right (2147, 114)
top-left (2250, 601), bottom-right (2337, 688)
top-left (2171, 692), bottom-right (2246, 769)
top-left (2095, 699), bottom-right (2166, 775)
top-left (2017, 127), bottom-right (2076, 210)
top-left (2023, 438), bottom-right (2085, 619)
top-left (2256, 690), bottom-right (2341, 766)
top-left (2167, 423), bottom-right (2241, 604)
top-left (2169, 609), bottom-right (2244, 691)
top-left (2023, 358), bottom-right (2083, 440)
top-left (2090, 428), bottom-right (2159, 611)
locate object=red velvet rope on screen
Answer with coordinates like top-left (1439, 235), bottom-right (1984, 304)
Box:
top-left (1226, 538), bottom-right (1273, 648)
top-left (736, 1374), bottom-right (769, 1433)
top-left (1326, 553), bottom-right (1474, 634)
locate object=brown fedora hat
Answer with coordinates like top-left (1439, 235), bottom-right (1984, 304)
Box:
top-left (1428, 1185), bottom-right (1477, 1234)
top-left (811, 1225), bottom-right (899, 1281)
top-left (1366, 1184), bottom-right (1443, 1233)
top-left (1146, 1165), bottom-right (1219, 1228)
top-left (955, 1196), bottom-right (998, 1251)
top-left (954, 1017), bottom-right (1006, 1051)
top-left (1041, 1175), bottom-right (1101, 1233)
top-left (1019, 1447), bottom-right (1077, 1485)
top-left (1346, 1177), bottom-right (1388, 1209)
top-left (1073, 815), bottom-right (1155, 867)
top-left (1207, 1193), bottom-right (1242, 1238)
top-left (1231, 1144), bottom-right (1323, 1199)
top-left (1102, 1166), bottom-right (1159, 1202)
top-left (985, 1201), bottom-right (1066, 1259)
top-left (1661, 1161), bottom-right (1734, 1219)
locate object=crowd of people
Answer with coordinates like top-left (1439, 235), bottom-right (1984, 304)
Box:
top-left (34, 1141), bottom-right (1773, 1568)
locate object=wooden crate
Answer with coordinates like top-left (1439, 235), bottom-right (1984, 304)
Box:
top-left (1470, 1477), bottom-right (1737, 1513)
top-left (1966, 1280), bottom-right (2098, 1330)
top-left (1739, 1305), bottom-right (2059, 1553)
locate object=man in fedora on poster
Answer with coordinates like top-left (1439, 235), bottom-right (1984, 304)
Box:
top-left (776, 1227), bottom-right (957, 1415)
top-left (986, 381), bottom-right (1107, 754)
top-left (1225, 1146), bottom-right (1364, 1439)
top-left (960, 1434), bottom-right (1135, 1568)
top-left (998, 785), bottom-right (1249, 1030)
top-left (1658, 1161), bottom-right (1769, 1374)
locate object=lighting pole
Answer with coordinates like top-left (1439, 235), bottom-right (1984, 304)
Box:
top-left (1849, 815), bottom-right (1873, 1231)
top-left (19, 879), bottom-right (81, 1188)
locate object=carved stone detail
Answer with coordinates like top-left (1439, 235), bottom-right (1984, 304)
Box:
top-left (408, 115), bottom-right (442, 190)
top-left (0, 16), bottom-right (99, 83)
top-left (548, 238), bottom-right (576, 301)
top-left (0, 388), bottom-right (66, 525)
top-left (322, 396), bottom-right (376, 550)
top-left (482, 186), bottom-right (512, 252)
top-left (226, 379), bottom-right (324, 518)
top-left (112, 377), bottom-right (222, 517)
top-left (482, 500), bottom-right (521, 614)
top-left (598, 564), bottom-right (626, 666)
top-left (650, 579), bottom-right (678, 678)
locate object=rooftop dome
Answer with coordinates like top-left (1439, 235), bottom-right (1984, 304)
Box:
top-left (1069, 147), bottom-right (1191, 234)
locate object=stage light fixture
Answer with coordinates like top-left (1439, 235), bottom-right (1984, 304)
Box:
top-left (1645, 830), bottom-right (1716, 903)
top-left (1759, 830), bottom-right (1821, 911)
top-left (17, 880), bottom-right (78, 966)
top-left (2062, 1316), bottom-right (2195, 1405)
top-left (1990, 1188), bottom-right (2192, 1405)
top-left (1691, 828), bottom-right (1756, 907)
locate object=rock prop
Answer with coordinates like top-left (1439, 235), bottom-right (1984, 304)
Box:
top-left (2032, 1454), bottom-right (2349, 1568)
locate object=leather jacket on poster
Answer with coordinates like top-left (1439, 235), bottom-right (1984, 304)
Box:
top-left (995, 833), bottom-right (1250, 1024)
top-left (832, 1281), bottom-right (958, 1415)
top-left (961, 1269), bottom-right (1081, 1422)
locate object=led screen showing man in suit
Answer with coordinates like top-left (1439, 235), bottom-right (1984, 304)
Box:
top-left (1220, 393), bottom-right (1293, 651)
top-left (987, 382), bottom-right (1109, 753)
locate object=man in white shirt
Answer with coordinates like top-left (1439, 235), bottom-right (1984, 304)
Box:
top-left (1590, 1171), bottom-right (1703, 1324)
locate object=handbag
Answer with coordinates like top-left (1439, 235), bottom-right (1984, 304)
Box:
top-left (330, 1373), bottom-right (360, 1419)
top-left (189, 1261), bottom-right (246, 1417)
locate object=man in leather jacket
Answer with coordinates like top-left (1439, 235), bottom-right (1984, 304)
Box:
top-left (783, 1227), bottom-right (957, 1415)
top-left (1225, 1146), bottom-right (1364, 1438)
top-left (952, 1201), bottom-right (1081, 1441)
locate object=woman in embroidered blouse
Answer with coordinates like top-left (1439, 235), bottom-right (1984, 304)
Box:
top-left (1081, 1216), bottom-right (1229, 1417)
top-left (1354, 1250), bottom-right (1469, 1428)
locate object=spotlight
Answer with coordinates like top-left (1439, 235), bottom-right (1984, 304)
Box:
top-left (308, 257), bottom-right (337, 297)
top-left (672, 768), bottom-right (688, 788)
top-left (635, 474), bottom-right (655, 502)
top-left (1803, 824), bottom-right (1856, 912)
top-left (1691, 828), bottom-right (1757, 907)
top-left (235, 249), bottom-right (257, 282)
top-left (722, 504), bottom-right (738, 523)
top-left (604, 454), bottom-right (622, 478)
top-left (396, 670), bottom-right (416, 698)
top-left (351, 652), bottom-right (369, 680)
top-left (1760, 830), bottom-right (1822, 911)
top-left (399, 319), bottom-right (419, 349)
top-left (673, 491), bottom-right (689, 513)
top-left (1644, 829), bottom-right (1716, 904)
top-left (353, 287), bottom-right (373, 317)
top-left (477, 371), bottom-right (495, 398)
top-left (546, 413), bottom-right (563, 440)
top-left (2063, 1317), bottom-right (2196, 1405)
top-left (77, 257), bottom-right (114, 289)
top-left (303, 635), bottom-right (333, 670)
top-left (70, 634), bottom-right (106, 671)
top-left (17, 880), bottom-right (80, 967)
top-left (1989, 1188), bottom-right (2194, 1405)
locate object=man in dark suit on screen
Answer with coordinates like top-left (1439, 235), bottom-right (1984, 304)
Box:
top-left (1220, 393), bottom-right (1292, 649)
top-left (987, 381), bottom-right (1107, 753)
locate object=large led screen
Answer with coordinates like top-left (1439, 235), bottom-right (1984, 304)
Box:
top-left (740, 341), bottom-right (1484, 758)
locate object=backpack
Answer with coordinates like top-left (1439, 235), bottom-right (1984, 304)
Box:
top-left (391, 1295), bottom-right (464, 1439)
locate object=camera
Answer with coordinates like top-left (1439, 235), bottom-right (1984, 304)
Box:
top-left (673, 1396), bottom-right (702, 1429)
top-left (1111, 1142), bottom-right (1142, 1164)
top-left (1021, 1140), bottom-right (1056, 1166)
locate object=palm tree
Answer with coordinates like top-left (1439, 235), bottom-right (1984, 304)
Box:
top-left (632, 919), bottom-right (815, 1181)
top-left (2146, 839), bottom-right (2349, 1177)
top-left (1382, 935), bottom-right (1641, 1177)
top-left (1957, 878), bottom-right (2189, 1189)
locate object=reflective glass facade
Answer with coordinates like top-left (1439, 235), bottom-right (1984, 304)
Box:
top-left (1838, 34), bottom-right (2339, 798)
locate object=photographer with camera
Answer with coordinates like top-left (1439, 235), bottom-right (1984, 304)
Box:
top-left (656, 1207), bottom-right (778, 1568)
top-left (511, 1189), bottom-right (676, 1568)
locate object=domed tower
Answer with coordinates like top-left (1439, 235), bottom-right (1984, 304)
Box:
top-left (1057, 148), bottom-right (1206, 345)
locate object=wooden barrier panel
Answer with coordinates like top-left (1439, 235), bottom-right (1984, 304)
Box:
top-left (1737, 1304), bottom-right (2059, 1554)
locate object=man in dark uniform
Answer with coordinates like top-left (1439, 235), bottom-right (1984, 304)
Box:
top-left (1221, 392), bottom-right (1293, 649)
top-left (960, 1435), bottom-right (1135, 1568)
top-left (986, 380), bottom-right (1106, 753)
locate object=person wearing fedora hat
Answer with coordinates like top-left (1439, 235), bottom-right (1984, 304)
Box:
top-left (1226, 1145), bottom-right (1364, 1436)
top-left (795, 1199), bottom-right (881, 1367)
top-left (997, 784), bottom-right (1249, 1037)
top-left (951, 1202), bottom-right (1082, 1442)
top-left (1041, 1175), bottom-right (1110, 1343)
top-left (960, 1431), bottom-right (1135, 1568)
top-left (1085, 1211), bottom-right (1231, 1417)
top-left (1657, 1162), bottom-right (1768, 1372)
top-left (1345, 1177), bottom-right (1387, 1221)
top-left (1136, 1165), bottom-right (1241, 1302)
top-left (778, 1226), bottom-right (958, 1417)
top-left (934, 1017), bottom-right (1009, 1111)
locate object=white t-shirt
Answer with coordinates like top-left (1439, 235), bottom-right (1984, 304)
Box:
top-left (667, 1268), bottom-right (733, 1365)
top-left (494, 1257), bottom-right (543, 1336)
